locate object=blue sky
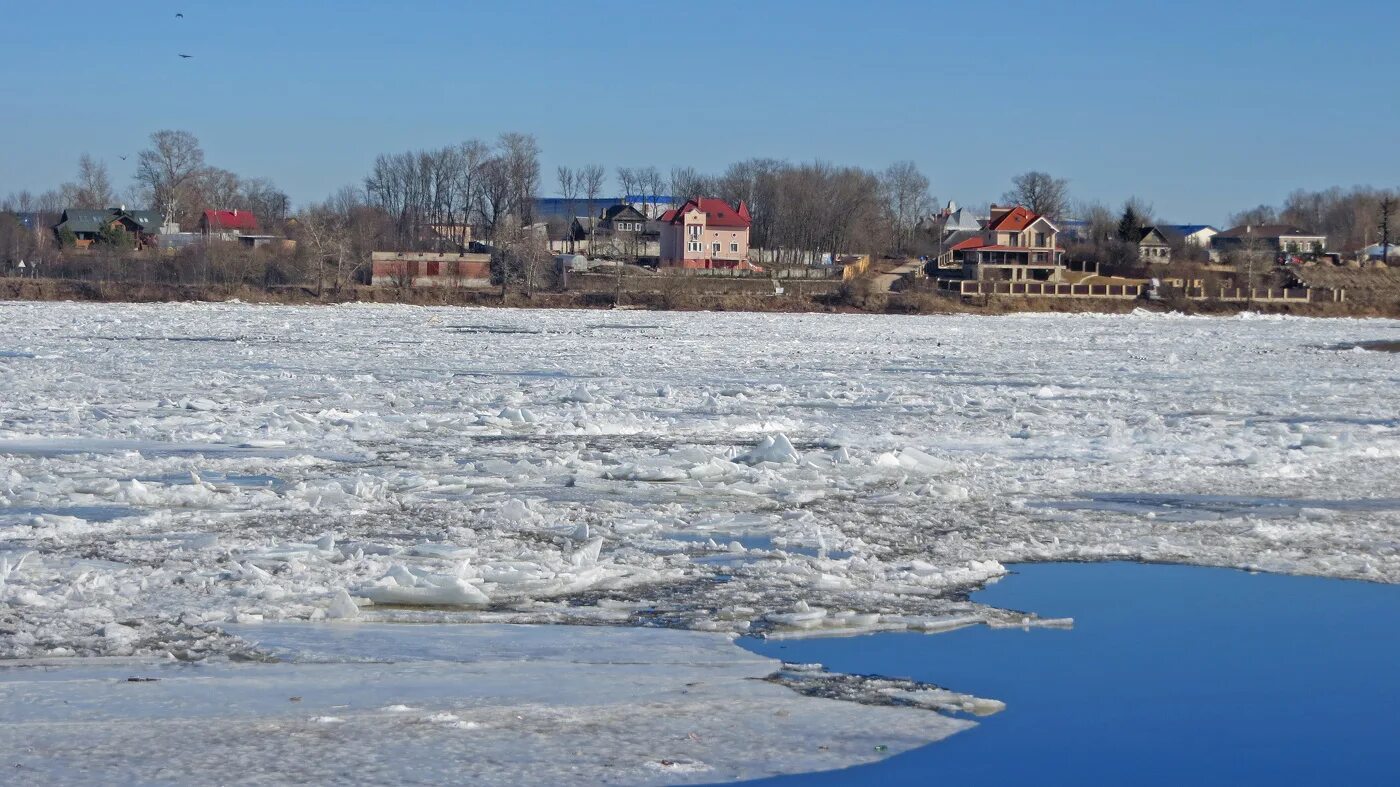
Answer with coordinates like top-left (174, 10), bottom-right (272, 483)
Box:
top-left (2, 0), bottom-right (1397, 224)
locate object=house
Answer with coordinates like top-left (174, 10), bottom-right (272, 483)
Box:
top-left (929, 200), bottom-right (982, 234)
top-left (1158, 224), bottom-right (1219, 248)
top-left (1212, 225), bottom-right (1326, 257)
top-left (600, 203), bottom-right (649, 235)
top-left (54, 207), bottom-right (160, 250)
top-left (370, 251), bottom-right (492, 287)
top-left (201, 209), bottom-right (259, 235)
top-left (658, 198), bottom-right (756, 270)
top-left (947, 204), bottom-right (1063, 281)
top-left (1135, 227), bottom-right (1173, 263)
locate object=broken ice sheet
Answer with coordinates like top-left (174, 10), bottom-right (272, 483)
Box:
top-left (0, 623), bottom-right (972, 785)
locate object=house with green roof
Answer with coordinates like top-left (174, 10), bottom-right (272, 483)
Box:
top-left (54, 207), bottom-right (161, 250)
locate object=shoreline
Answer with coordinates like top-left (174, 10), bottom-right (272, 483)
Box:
top-left (3, 277), bottom-right (1395, 319)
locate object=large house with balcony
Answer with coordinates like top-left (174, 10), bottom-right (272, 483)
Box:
top-left (947, 204), bottom-right (1063, 281)
top-left (658, 197), bottom-right (757, 270)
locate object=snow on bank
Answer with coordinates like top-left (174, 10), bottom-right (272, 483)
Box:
top-left (0, 623), bottom-right (971, 785)
top-left (0, 303), bottom-right (1398, 659)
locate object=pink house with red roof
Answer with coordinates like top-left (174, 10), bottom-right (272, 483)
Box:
top-left (949, 204), bottom-right (1064, 281)
top-left (200, 209), bottom-right (259, 235)
top-left (659, 198), bottom-right (757, 270)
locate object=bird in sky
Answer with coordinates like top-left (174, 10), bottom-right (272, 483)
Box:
top-left (179, 54), bottom-right (193, 59)
top-left (176, 12), bottom-right (184, 18)
top-left (119, 155), bottom-right (128, 161)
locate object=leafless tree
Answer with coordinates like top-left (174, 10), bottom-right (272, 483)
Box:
top-left (669, 167), bottom-right (709, 205)
top-left (1002, 171), bottom-right (1070, 219)
top-left (579, 164), bottom-right (605, 251)
top-left (198, 167), bottom-right (242, 212)
top-left (1230, 204), bottom-right (1278, 227)
top-left (637, 166), bottom-right (664, 216)
top-left (239, 178), bottom-right (291, 229)
top-left (881, 161), bottom-right (932, 255)
top-left (62, 154), bottom-right (114, 209)
top-left (134, 130), bottom-right (207, 227)
top-left (499, 132), bottom-right (541, 226)
top-left (615, 167), bottom-right (637, 207)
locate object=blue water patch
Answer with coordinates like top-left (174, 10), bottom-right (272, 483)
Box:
top-left (0, 505), bottom-right (134, 523)
top-left (737, 562), bottom-right (1400, 785)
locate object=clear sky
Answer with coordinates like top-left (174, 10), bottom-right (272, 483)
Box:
top-left (3, 0), bottom-right (1398, 224)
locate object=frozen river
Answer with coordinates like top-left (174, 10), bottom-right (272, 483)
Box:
top-left (0, 302), bottom-right (1397, 782)
top-left (1, 302), bottom-right (1397, 656)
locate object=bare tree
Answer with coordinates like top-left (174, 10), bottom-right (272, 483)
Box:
top-left (636, 166), bottom-right (664, 217)
top-left (615, 167), bottom-right (637, 208)
top-left (499, 132), bottom-right (540, 225)
top-left (669, 167), bottom-right (709, 205)
top-left (1002, 171), bottom-right (1070, 219)
top-left (1230, 204), bottom-right (1278, 227)
top-left (134, 130), bottom-right (207, 227)
top-left (881, 161), bottom-right (932, 255)
top-left (239, 177), bottom-right (291, 230)
top-left (198, 167), bottom-right (242, 212)
top-left (579, 164), bottom-right (605, 251)
top-left (63, 154), bottom-right (114, 209)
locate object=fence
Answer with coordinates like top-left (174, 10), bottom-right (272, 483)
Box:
top-left (938, 279), bottom-right (1145, 299)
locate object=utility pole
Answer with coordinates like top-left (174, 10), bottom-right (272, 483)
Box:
top-left (1380, 195), bottom-right (1394, 265)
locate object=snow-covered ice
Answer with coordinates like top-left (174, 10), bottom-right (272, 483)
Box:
top-left (0, 302), bottom-right (1397, 660)
top-left (0, 623), bottom-right (971, 785)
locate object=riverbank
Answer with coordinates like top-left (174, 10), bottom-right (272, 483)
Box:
top-left (3, 277), bottom-right (1394, 318)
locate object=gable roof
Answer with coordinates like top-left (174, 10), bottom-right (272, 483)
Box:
top-left (601, 203), bottom-right (647, 222)
top-left (57, 208), bottom-right (159, 235)
top-left (986, 205), bottom-right (1058, 234)
top-left (663, 198), bottom-right (751, 228)
top-left (204, 209), bottom-right (259, 232)
top-left (1135, 227), bottom-right (1169, 245)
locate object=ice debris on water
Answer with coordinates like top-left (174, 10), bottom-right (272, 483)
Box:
top-left (0, 303), bottom-right (1396, 659)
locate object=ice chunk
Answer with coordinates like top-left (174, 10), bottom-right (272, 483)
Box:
top-left (326, 590), bottom-right (361, 619)
top-left (359, 572), bottom-right (491, 607)
top-left (737, 433), bottom-right (801, 465)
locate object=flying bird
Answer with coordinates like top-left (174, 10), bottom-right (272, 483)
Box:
top-left (179, 54), bottom-right (193, 59)
top-left (176, 12), bottom-right (184, 18)
top-left (119, 155), bottom-right (128, 161)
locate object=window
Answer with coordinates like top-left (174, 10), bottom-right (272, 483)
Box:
top-left (730, 243), bottom-right (739, 252)
top-left (1006, 233), bottom-right (1018, 247)
top-left (712, 242), bottom-right (721, 253)
top-left (687, 241), bottom-right (702, 252)
top-left (688, 225), bottom-right (701, 238)
top-left (1035, 232), bottom-right (1047, 246)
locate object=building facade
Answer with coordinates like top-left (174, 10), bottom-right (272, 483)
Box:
top-left (658, 198), bottom-right (755, 270)
top-left (949, 205), bottom-right (1063, 281)
top-left (370, 251), bottom-right (492, 287)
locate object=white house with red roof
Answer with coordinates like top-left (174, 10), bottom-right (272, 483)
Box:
top-left (948, 204), bottom-right (1064, 282)
top-left (658, 198), bottom-right (757, 270)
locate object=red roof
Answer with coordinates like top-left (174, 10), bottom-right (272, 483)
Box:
top-left (203, 209), bottom-right (259, 232)
top-left (986, 205), bottom-right (1042, 232)
top-left (665, 198), bottom-right (751, 228)
top-left (950, 237), bottom-right (988, 251)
